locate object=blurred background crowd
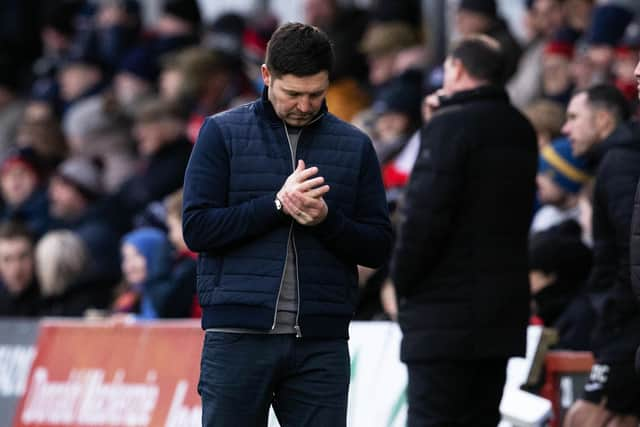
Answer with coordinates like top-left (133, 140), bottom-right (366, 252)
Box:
top-left (0, 0), bottom-right (637, 353)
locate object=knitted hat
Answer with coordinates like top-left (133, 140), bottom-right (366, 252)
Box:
top-left (544, 40), bottom-right (574, 59)
top-left (122, 227), bottom-right (172, 283)
top-left (544, 27), bottom-right (580, 59)
top-left (1, 147), bottom-right (42, 180)
top-left (538, 138), bottom-right (591, 194)
top-left (55, 156), bottom-right (104, 200)
top-left (587, 5), bottom-right (634, 46)
top-left (458, 0), bottom-right (497, 18)
top-left (163, 0), bottom-right (201, 27)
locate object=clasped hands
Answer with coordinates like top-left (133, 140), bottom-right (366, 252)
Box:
top-left (277, 160), bottom-right (329, 226)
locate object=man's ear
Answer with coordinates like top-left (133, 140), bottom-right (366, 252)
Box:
top-left (594, 109), bottom-right (614, 139)
top-left (452, 58), bottom-right (465, 83)
top-left (261, 65), bottom-right (271, 88)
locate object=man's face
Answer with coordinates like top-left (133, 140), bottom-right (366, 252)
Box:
top-left (0, 237), bottom-right (34, 294)
top-left (58, 64), bottom-right (101, 102)
top-left (1, 164), bottom-right (38, 207)
top-left (49, 176), bottom-right (87, 220)
top-left (543, 54), bottom-right (571, 95)
top-left (261, 66), bottom-right (329, 127)
top-left (115, 72), bottom-right (151, 109)
top-left (562, 92), bottom-right (600, 156)
top-left (121, 243), bottom-right (147, 286)
top-left (134, 120), bottom-right (170, 156)
top-left (531, 0), bottom-right (564, 38)
top-left (159, 69), bottom-right (183, 102)
top-left (375, 112), bottom-right (411, 144)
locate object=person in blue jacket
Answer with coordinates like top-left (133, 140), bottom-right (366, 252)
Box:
top-left (183, 22), bottom-right (391, 427)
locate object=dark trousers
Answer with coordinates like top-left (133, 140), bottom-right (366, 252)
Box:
top-left (406, 358), bottom-right (508, 427)
top-left (198, 332), bottom-right (350, 427)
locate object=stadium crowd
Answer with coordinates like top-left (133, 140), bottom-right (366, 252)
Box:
top-left (1, 0), bottom-right (640, 422)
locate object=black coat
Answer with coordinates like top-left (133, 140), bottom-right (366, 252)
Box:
top-left (633, 178), bottom-right (640, 315)
top-left (392, 85), bottom-right (537, 361)
top-left (0, 281), bottom-right (40, 317)
top-left (586, 122), bottom-right (640, 362)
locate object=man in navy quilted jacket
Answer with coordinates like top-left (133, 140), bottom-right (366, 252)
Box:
top-left (182, 22), bottom-right (391, 427)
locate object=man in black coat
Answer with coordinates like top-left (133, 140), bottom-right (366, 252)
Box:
top-left (562, 84), bottom-right (640, 426)
top-left (634, 178), bottom-right (640, 374)
top-left (391, 35), bottom-right (537, 426)
top-left (632, 57), bottom-right (640, 378)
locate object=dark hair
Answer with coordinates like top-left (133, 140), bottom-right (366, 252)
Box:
top-left (583, 84), bottom-right (630, 124)
top-left (449, 34), bottom-right (506, 85)
top-left (265, 22), bottom-right (334, 78)
top-left (0, 221), bottom-right (33, 243)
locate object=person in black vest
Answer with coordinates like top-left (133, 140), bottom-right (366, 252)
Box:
top-left (391, 35), bottom-right (538, 427)
top-left (561, 84), bottom-right (640, 424)
top-left (182, 23), bottom-right (391, 427)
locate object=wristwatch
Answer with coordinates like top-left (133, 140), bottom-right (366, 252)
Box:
top-left (274, 196), bottom-right (283, 212)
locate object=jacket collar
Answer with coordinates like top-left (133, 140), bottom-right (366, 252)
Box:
top-left (439, 84), bottom-right (510, 109)
top-left (584, 120), bottom-right (640, 171)
top-left (256, 86), bottom-right (328, 128)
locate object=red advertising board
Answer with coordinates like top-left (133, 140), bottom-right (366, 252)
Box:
top-left (13, 319), bottom-right (203, 427)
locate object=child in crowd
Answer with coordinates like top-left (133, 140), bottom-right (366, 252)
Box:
top-left (113, 227), bottom-right (173, 319)
top-left (532, 138), bottom-right (591, 233)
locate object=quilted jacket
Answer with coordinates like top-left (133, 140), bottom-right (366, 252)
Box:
top-left (183, 90), bottom-right (392, 338)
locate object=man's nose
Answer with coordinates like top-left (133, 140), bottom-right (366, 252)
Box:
top-left (297, 97), bottom-right (311, 113)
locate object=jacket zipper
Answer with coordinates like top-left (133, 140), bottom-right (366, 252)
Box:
top-left (273, 115), bottom-right (325, 336)
top-left (271, 225), bottom-right (292, 330)
top-left (287, 123), bottom-right (304, 338)
top-left (271, 121), bottom-right (300, 335)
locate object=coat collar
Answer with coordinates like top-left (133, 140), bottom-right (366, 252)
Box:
top-left (584, 120), bottom-right (640, 171)
top-left (439, 84), bottom-right (510, 109)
